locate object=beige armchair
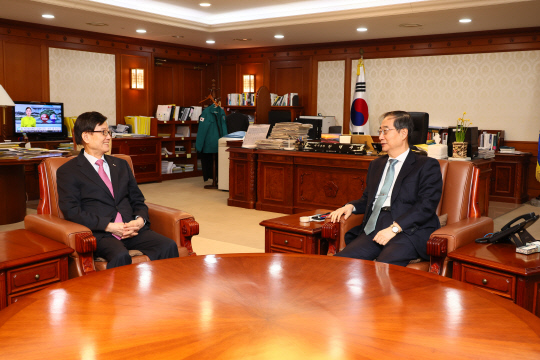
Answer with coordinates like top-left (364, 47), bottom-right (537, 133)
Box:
top-left (25, 154), bottom-right (199, 278)
top-left (321, 159), bottom-right (494, 277)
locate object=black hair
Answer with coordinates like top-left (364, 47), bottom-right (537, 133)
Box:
top-left (73, 111), bottom-right (107, 145)
top-left (381, 111), bottom-right (414, 145)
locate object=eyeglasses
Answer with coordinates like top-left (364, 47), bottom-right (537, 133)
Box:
top-left (89, 130), bottom-right (112, 136)
top-left (378, 128), bottom-right (396, 136)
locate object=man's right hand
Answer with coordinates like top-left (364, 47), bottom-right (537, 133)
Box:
top-left (329, 204), bottom-right (354, 223)
top-left (105, 222), bottom-right (126, 238)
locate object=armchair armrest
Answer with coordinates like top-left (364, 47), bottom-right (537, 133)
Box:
top-left (25, 214), bottom-right (97, 277)
top-left (427, 216), bottom-right (493, 276)
top-left (147, 203), bottom-right (199, 255)
top-left (25, 214), bottom-right (96, 252)
top-left (321, 214), bottom-right (364, 255)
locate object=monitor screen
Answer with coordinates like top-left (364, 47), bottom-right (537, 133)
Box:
top-left (13, 101), bottom-right (65, 137)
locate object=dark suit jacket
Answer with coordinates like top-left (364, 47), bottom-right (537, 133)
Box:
top-left (57, 150), bottom-right (149, 241)
top-left (346, 151), bottom-right (442, 259)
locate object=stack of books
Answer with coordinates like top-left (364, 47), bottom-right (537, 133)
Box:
top-left (270, 93), bottom-right (299, 106)
top-left (499, 146), bottom-right (516, 154)
top-left (161, 161), bottom-right (174, 174)
top-left (227, 93), bottom-right (255, 106)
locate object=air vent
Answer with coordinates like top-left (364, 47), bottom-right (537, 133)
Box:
top-left (86, 22), bottom-right (108, 26)
top-left (233, 38), bottom-right (252, 42)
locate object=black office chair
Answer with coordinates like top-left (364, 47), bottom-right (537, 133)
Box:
top-left (408, 112), bottom-right (429, 145)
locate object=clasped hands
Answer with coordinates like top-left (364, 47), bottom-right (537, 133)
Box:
top-left (105, 217), bottom-right (145, 239)
top-left (328, 204), bottom-right (399, 246)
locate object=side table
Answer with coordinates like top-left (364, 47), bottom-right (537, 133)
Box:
top-left (260, 209), bottom-right (332, 254)
top-left (448, 242), bottom-right (540, 317)
top-left (0, 229), bottom-right (74, 309)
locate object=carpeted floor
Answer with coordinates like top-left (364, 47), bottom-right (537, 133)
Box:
top-left (2, 177), bottom-right (540, 254)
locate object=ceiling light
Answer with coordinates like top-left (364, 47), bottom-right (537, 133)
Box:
top-left (172, 35), bottom-right (184, 38)
top-left (200, 2), bottom-right (211, 6)
top-left (42, 14), bottom-right (55, 19)
top-left (206, 40), bottom-right (215, 44)
top-left (136, 29), bottom-right (147, 33)
top-left (274, 35), bottom-right (284, 39)
top-left (356, 27), bottom-right (368, 32)
top-left (399, 23), bottom-right (423, 28)
top-left (86, 22), bottom-right (108, 26)
top-left (459, 18), bottom-right (472, 23)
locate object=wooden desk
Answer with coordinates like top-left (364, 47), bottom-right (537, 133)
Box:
top-left (0, 229), bottom-right (73, 309)
top-left (449, 242), bottom-right (540, 316)
top-left (1, 254), bottom-right (539, 358)
top-left (0, 153), bottom-right (65, 225)
top-left (228, 147), bottom-right (492, 215)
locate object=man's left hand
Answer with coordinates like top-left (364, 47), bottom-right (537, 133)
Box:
top-left (122, 217), bottom-right (145, 239)
top-left (372, 227), bottom-right (397, 245)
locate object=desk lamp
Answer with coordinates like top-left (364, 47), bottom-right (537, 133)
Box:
top-left (0, 84), bottom-right (15, 141)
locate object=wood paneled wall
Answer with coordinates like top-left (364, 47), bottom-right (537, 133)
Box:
top-left (0, 19), bottom-right (217, 137)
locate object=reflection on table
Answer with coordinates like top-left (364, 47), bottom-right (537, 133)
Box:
top-left (0, 254), bottom-right (539, 358)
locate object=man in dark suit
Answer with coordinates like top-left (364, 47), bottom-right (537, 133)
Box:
top-left (329, 111), bottom-right (442, 266)
top-left (57, 111), bottom-right (179, 269)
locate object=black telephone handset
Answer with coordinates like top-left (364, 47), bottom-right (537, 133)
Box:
top-left (476, 212), bottom-right (539, 247)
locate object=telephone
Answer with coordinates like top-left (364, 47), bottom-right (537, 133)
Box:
top-left (476, 212), bottom-right (539, 247)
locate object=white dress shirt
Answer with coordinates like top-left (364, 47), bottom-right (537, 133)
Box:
top-left (83, 151), bottom-right (111, 180)
top-left (373, 148), bottom-right (410, 209)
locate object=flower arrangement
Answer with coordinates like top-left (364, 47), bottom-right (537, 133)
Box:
top-left (455, 112), bottom-right (472, 143)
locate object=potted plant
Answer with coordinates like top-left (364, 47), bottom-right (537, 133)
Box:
top-left (453, 112), bottom-right (471, 158)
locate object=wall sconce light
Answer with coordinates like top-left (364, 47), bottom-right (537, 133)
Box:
top-left (131, 68), bottom-right (144, 89)
top-left (243, 74), bottom-right (255, 93)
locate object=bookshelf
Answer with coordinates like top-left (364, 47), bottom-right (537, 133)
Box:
top-left (224, 86), bottom-right (304, 124)
top-left (150, 118), bottom-right (202, 180)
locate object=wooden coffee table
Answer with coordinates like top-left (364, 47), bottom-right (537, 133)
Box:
top-left (1, 254), bottom-right (539, 358)
top-left (260, 209), bottom-right (333, 254)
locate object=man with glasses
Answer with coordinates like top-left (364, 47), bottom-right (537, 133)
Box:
top-left (329, 111), bottom-right (442, 266)
top-left (57, 111), bottom-right (179, 269)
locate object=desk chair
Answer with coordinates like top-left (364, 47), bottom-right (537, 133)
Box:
top-left (409, 112), bottom-right (429, 145)
top-left (322, 160), bottom-right (493, 276)
top-left (24, 154), bottom-right (199, 278)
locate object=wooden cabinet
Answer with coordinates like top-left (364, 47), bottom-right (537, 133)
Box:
top-left (0, 229), bottom-right (73, 309)
top-left (490, 152), bottom-right (532, 203)
top-left (227, 145), bottom-right (258, 209)
top-left (152, 119), bottom-right (202, 180)
top-left (449, 242), bottom-right (540, 317)
top-left (260, 210), bottom-right (331, 254)
top-left (111, 137), bottom-right (162, 183)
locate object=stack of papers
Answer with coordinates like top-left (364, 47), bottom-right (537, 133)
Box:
top-left (477, 147), bottom-right (495, 159)
top-left (268, 122), bottom-right (310, 140)
top-left (255, 139), bottom-right (283, 150)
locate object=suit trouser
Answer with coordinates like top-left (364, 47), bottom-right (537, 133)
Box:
top-left (96, 227), bottom-right (179, 269)
top-left (335, 210), bottom-right (420, 266)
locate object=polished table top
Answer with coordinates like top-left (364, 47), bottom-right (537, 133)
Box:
top-left (1, 254), bottom-right (539, 359)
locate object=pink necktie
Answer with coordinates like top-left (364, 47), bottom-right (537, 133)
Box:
top-left (96, 159), bottom-right (123, 240)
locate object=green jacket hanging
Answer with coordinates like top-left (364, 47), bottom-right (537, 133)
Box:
top-left (195, 105), bottom-right (227, 153)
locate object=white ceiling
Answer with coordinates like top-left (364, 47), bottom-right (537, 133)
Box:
top-left (1, 0), bottom-right (540, 49)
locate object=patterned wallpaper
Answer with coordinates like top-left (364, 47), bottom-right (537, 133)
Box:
top-left (320, 50), bottom-right (540, 141)
top-left (317, 61), bottom-right (345, 128)
top-left (49, 48), bottom-right (116, 124)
